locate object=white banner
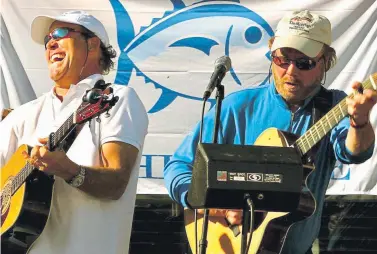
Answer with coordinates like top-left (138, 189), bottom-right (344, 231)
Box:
top-left (1, 0), bottom-right (377, 195)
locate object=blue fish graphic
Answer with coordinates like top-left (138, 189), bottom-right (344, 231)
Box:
top-left (110, 0), bottom-right (274, 113)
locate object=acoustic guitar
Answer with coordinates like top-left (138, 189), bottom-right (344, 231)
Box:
top-left (1, 85), bottom-right (118, 253)
top-left (185, 73), bottom-right (377, 254)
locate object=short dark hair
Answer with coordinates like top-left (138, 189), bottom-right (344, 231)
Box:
top-left (80, 26), bottom-right (117, 75)
top-left (268, 36), bottom-right (337, 72)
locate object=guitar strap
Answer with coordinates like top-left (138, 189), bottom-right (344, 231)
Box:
top-left (312, 86), bottom-right (333, 125)
top-left (302, 87), bottom-right (334, 254)
top-left (307, 86), bottom-right (334, 160)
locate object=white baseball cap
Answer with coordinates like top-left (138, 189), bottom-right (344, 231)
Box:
top-left (271, 10), bottom-right (332, 58)
top-left (31, 10), bottom-right (109, 47)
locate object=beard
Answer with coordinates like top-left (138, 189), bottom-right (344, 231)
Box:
top-left (272, 70), bottom-right (323, 105)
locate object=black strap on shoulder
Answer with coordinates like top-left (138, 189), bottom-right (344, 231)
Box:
top-left (312, 86), bottom-right (333, 124)
top-left (306, 86), bottom-right (334, 162)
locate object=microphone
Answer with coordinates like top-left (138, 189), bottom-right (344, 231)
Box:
top-left (203, 56), bottom-right (232, 100)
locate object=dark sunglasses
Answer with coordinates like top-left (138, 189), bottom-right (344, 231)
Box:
top-left (44, 27), bottom-right (90, 48)
top-left (271, 54), bottom-right (318, 71)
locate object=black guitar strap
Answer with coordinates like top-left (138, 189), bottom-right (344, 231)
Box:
top-left (312, 86), bottom-right (333, 125)
top-left (307, 86), bottom-right (334, 161)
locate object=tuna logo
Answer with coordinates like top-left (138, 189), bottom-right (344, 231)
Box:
top-left (110, 0), bottom-right (274, 113)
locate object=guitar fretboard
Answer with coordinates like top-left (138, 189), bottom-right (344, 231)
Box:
top-left (295, 73), bottom-right (377, 156)
top-left (11, 114), bottom-right (76, 194)
top-left (11, 162), bottom-right (34, 194)
top-left (51, 114), bottom-right (75, 149)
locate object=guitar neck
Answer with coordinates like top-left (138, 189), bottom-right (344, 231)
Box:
top-left (8, 83), bottom-right (118, 196)
top-left (295, 73), bottom-right (377, 156)
top-left (48, 113), bottom-right (77, 152)
top-left (12, 113), bottom-right (77, 193)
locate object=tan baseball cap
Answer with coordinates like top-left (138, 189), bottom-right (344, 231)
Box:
top-left (271, 10), bottom-right (332, 58)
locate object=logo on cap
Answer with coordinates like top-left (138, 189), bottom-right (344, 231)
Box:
top-left (289, 15), bottom-right (314, 33)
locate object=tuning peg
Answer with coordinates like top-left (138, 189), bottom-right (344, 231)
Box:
top-left (94, 79), bottom-right (106, 89)
top-left (105, 111), bottom-right (111, 118)
top-left (110, 96), bottom-right (119, 106)
top-left (83, 90), bottom-right (101, 104)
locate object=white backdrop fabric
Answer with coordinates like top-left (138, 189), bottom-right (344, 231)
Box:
top-left (1, 0), bottom-right (376, 195)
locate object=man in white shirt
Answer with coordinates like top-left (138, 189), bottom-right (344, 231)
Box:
top-left (0, 10), bottom-right (148, 254)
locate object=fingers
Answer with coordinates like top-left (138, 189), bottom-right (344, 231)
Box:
top-left (350, 81), bottom-right (377, 105)
top-left (347, 81), bottom-right (377, 125)
top-left (351, 81), bottom-right (363, 94)
top-left (24, 145), bottom-right (49, 171)
top-left (38, 137), bottom-right (49, 145)
top-left (33, 160), bottom-right (48, 171)
top-left (29, 145), bottom-right (42, 160)
top-left (196, 209), bottom-right (243, 225)
top-left (197, 209), bottom-right (227, 217)
top-left (22, 150), bottom-right (47, 170)
top-left (364, 89), bottom-right (377, 105)
top-left (226, 210), bottom-right (243, 225)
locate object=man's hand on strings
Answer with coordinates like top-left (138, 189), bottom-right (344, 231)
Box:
top-left (197, 209), bottom-right (243, 225)
top-left (346, 81), bottom-right (377, 127)
top-left (22, 137), bottom-right (80, 180)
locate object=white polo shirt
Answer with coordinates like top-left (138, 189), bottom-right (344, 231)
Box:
top-left (0, 74), bottom-right (148, 254)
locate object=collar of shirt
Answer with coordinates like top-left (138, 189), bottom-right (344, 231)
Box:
top-left (49, 74), bottom-right (105, 128)
top-left (49, 74), bottom-right (104, 102)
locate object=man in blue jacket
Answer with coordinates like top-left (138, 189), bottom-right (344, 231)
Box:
top-left (164, 10), bottom-right (377, 253)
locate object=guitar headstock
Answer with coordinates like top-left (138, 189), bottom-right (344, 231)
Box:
top-left (370, 73), bottom-right (377, 90)
top-left (75, 86), bottom-right (119, 124)
top-left (363, 73), bottom-right (377, 91)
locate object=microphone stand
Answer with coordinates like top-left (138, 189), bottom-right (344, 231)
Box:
top-left (241, 194), bottom-right (254, 254)
top-left (199, 82), bottom-right (224, 254)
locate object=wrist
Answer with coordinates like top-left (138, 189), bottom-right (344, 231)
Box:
top-left (350, 117), bottom-right (369, 129)
top-left (62, 163), bottom-right (81, 181)
top-left (65, 165), bottom-right (86, 187)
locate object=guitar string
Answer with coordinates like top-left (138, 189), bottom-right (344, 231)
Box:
top-left (297, 99), bottom-right (348, 154)
top-left (5, 98), bottom-right (104, 198)
top-left (8, 114), bottom-right (75, 196)
top-left (54, 114), bottom-right (74, 147)
top-left (296, 77), bottom-right (375, 155)
top-left (297, 78), bottom-right (375, 154)
top-left (298, 98), bottom-right (352, 154)
top-left (10, 162), bottom-right (33, 195)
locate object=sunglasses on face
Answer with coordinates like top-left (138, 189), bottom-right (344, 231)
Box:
top-left (44, 27), bottom-right (89, 49)
top-left (271, 54), bottom-right (318, 71)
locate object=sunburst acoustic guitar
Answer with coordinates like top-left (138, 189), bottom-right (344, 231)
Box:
top-left (1, 84), bottom-right (118, 253)
top-left (185, 73), bottom-right (377, 254)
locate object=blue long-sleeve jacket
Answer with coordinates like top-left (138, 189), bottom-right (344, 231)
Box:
top-left (163, 83), bottom-right (374, 253)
